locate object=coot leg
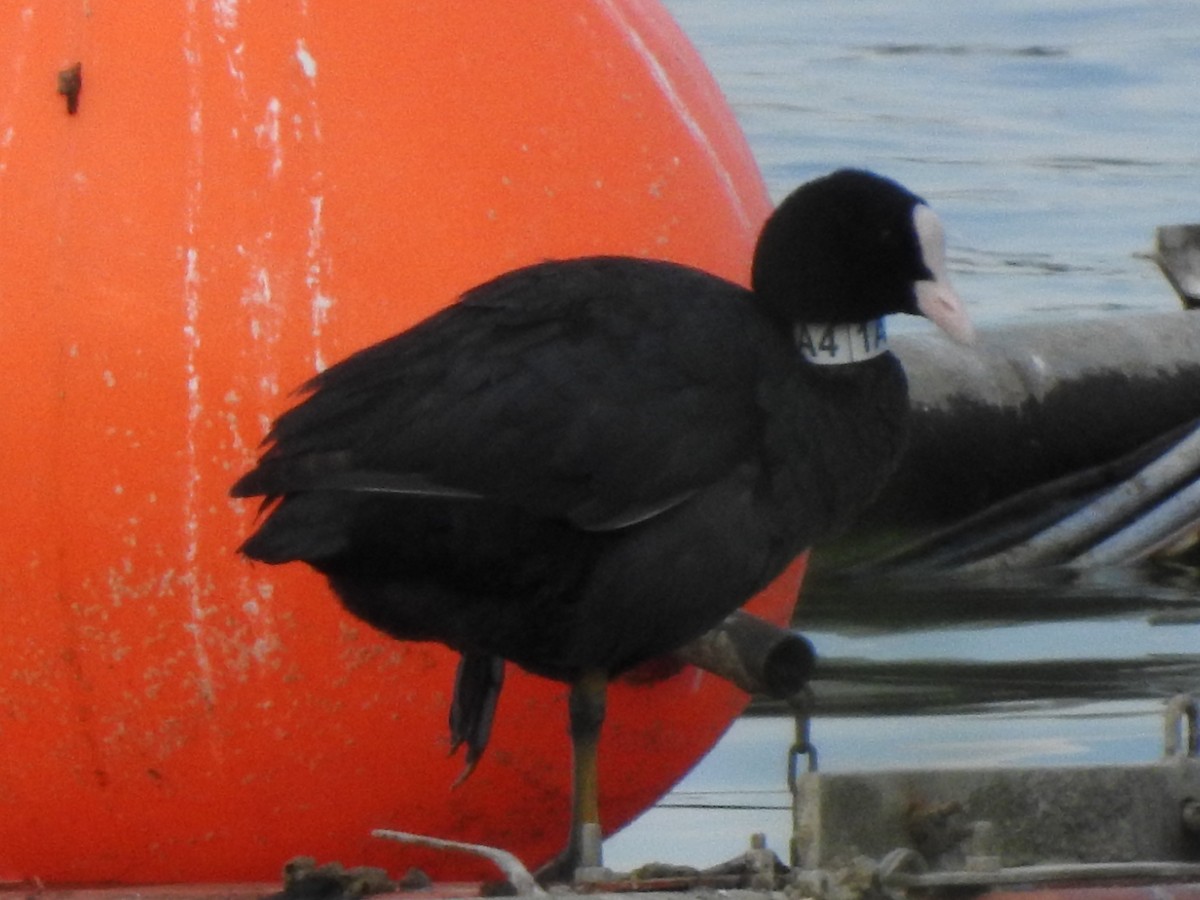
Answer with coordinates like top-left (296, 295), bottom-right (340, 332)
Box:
top-left (536, 669), bottom-right (608, 884)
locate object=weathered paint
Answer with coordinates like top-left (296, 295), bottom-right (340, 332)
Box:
top-left (0, 0), bottom-right (792, 886)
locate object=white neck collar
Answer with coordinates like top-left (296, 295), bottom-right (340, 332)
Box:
top-left (795, 319), bottom-right (889, 365)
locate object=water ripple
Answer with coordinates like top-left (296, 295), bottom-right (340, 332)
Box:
top-left (862, 43), bottom-right (1069, 58)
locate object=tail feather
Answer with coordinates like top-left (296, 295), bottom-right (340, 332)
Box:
top-left (237, 492), bottom-right (353, 564)
top-left (230, 451), bottom-right (354, 499)
top-left (449, 652), bottom-right (506, 785)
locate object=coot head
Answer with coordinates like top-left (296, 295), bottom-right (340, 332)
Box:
top-left (751, 168), bottom-right (974, 342)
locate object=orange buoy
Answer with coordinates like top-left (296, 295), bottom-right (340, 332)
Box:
top-left (0, 0), bottom-right (797, 884)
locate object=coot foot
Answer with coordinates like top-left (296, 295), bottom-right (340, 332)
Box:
top-left (534, 822), bottom-right (607, 886)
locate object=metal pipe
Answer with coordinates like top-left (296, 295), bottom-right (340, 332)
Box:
top-left (676, 610), bottom-right (814, 700)
top-left (1071, 472), bottom-right (1200, 565)
top-left (824, 311), bottom-right (1200, 569)
top-left (883, 861), bottom-right (1200, 890)
top-left (963, 422), bottom-right (1200, 571)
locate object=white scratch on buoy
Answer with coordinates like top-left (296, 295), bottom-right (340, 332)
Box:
top-left (182, 246), bottom-right (216, 710)
top-left (306, 195), bottom-right (334, 372)
top-left (295, 25), bottom-right (329, 375)
top-left (0, 126), bottom-right (13, 177)
top-left (242, 264), bottom-right (278, 347)
top-left (2, 13), bottom-right (34, 180)
top-left (211, 0), bottom-right (237, 30)
top-left (181, 1), bottom-right (218, 710)
top-left (256, 98), bottom-right (283, 177)
top-left (220, 382), bottom-right (253, 468)
top-left (594, 0), bottom-right (752, 231)
top-left (209, 0), bottom-right (250, 107)
top-left (225, 41), bottom-right (246, 88)
top-left (295, 39), bottom-right (318, 81)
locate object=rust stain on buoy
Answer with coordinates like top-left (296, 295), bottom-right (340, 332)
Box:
top-left (56, 62), bottom-right (81, 114)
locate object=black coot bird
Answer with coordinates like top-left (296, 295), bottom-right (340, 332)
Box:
top-left (231, 169), bottom-right (974, 880)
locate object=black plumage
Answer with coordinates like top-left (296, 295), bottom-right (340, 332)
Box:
top-left (231, 168), bottom-right (973, 879)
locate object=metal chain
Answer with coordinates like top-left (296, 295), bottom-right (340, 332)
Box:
top-left (787, 685), bottom-right (818, 793)
top-left (787, 686), bottom-right (817, 870)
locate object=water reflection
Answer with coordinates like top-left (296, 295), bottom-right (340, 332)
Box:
top-left (793, 565), bottom-right (1200, 714)
top-left (605, 564), bottom-right (1200, 871)
top-left (861, 44), bottom-right (1070, 59)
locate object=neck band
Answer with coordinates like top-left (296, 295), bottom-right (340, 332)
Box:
top-left (795, 319), bottom-right (888, 365)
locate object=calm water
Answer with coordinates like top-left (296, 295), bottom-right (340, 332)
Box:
top-left (606, 0), bottom-right (1200, 870)
top-left (669, 0), bottom-right (1200, 329)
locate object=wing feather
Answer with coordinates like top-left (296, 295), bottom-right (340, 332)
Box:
top-left (232, 257), bottom-right (773, 531)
